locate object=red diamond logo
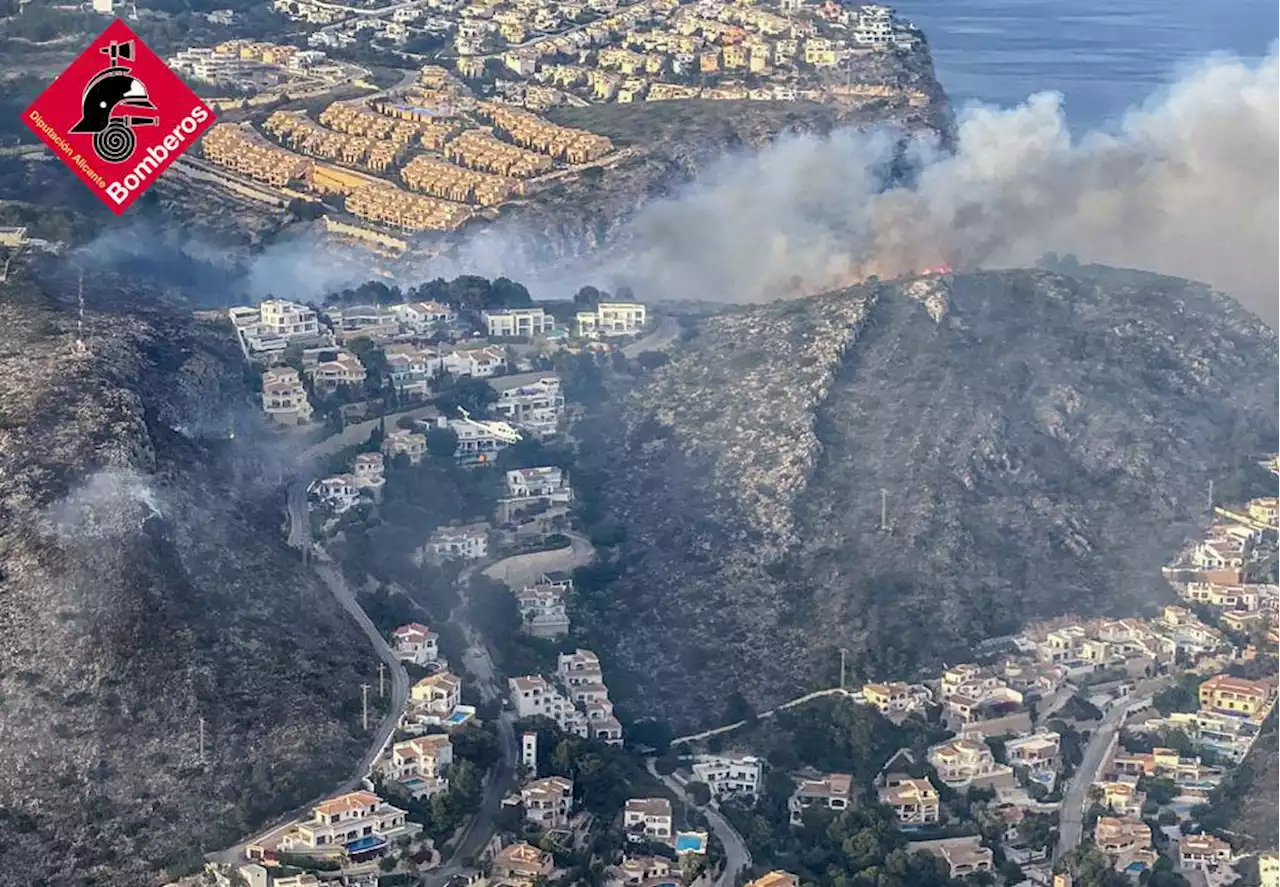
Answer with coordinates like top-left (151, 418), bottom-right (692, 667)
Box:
top-left (22, 18), bottom-right (215, 215)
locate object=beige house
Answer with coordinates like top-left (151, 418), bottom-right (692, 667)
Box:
top-left (745, 873), bottom-right (800, 887)
top-left (410, 671), bottom-right (462, 715)
top-left (1093, 780), bottom-right (1145, 817)
top-left (1094, 816), bottom-right (1157, 874)
top-left (878, 775), bottom-right (939, 825)
top-left (383, 429), bottom-right (428, 465)
top-left (1005, 730), bottom-right (1061, 770)
top-left (392, 622), bottom-right (439, 666)
top-left (279, 790), bottom-right (418, 852)
top-left (927, 735), bottom-right (1005, 788)
top-left (789, 772), bottom-right (853, 825)
top-left (353, 452), bottom-right (386, 495)
top-left (522, 775), bottom-right (574, 828)
top-left (306, 350), bottom-right (366, 388)
top-left (492, 842), bottom-right (554, 882)
top-left (1178, 834), bottom-right (1232, 871)
top-left (261, 366), bottom-right (314, 426)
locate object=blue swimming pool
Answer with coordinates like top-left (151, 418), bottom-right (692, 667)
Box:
top-left (346, 835), bottom-right (387, 853)
top-left (446, 711), bottom-right (470, 724)
top-left (675, 834), bottom-right (706, 853)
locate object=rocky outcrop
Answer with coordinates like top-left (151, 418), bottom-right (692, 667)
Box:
top-left (0, 271), bottom-right (376, 885)
top-left (573, 267), bottom-right (1278, 730)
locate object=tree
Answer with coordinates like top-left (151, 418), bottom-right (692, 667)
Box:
top-left (687, 781), bottom-right (712, 807)
top-left (574, 285), bottom-right (602, 307)
top-left (437, 376), bottom-right (498, 417)
top-left (722, 692), bottom-right (756, 726)
top-left (425, 426), bottom-right (459, 459)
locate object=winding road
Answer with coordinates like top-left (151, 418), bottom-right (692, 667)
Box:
top-left (646, 758), bottom-right (752, 887)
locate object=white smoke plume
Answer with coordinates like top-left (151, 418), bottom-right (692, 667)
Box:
top-left (46, 469), bottom-right (165, 543)
top-left (596, 49), bottom-right (1278, 322)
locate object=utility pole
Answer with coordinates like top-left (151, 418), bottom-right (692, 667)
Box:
top-left (839, 648), bottom-right (848, 690)
top-left (1207, 479), bottom-right (1214, 514)
top-left (361, 683), bottom-right (371, 731)
top-left (198, 717), bottom-right (206, 765)
top-left (879, 489), bottom-right (889, 532)
top-left (378, 662), bottom-right (386, 699)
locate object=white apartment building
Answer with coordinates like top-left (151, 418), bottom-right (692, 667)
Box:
top-left (489, 374), bottom-right (565, 440)
top-left (280, 791), bottom-right (418, 852)
top-left (575, 301), bottom-right (647, 337)
top-left (392, 622), bottom-right (439, 667)
top-left (624, 798), bottom-right (673, 842)
top-left (426, 523), bottom-right (489, 561)
top-left (505, 466), bottom-right (572, 500)
top-left (235, 299), bottom-right (324, 356)
top-left (516, 585), bottom-right (571, 638)
top-left (691, 755), bottom-right (762, 801)
top-left (483, 307), bottom-right (554, 338)
top-left (509, 674), bottom-right (574, 718)
top-left (261, 367), bottom-right (314, 426)
top-left (311, 475), bottom-right (360, 513)
top-left (558, 649), bottom-right (603, 685)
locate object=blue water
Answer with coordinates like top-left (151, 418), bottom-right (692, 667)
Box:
top-left (891, 0), bottom-right (1278, 131)
top-left (346, 835), bottom-right (387, 852)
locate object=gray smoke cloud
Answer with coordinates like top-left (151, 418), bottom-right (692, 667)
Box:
top-left (46, 469), bottom-right (165, 543)
top-left (77, 49), bottom-right (1278, 325)
top-left (595, 49), bottom-right (1278, 322)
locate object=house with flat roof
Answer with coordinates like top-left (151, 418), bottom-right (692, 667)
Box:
top-left (483, 306), bottom-right (554, 338)
top-left (575, 301), bottom-right (647, 337)
top-left (1093, 780), bottom-right (1145, 817)
top-left (692, 755), bottom-right (762, 801)
top-left (911, 837), bottom-right (995, 879)
top-left (1005, 730), bottom-right (1061, 771)
top-left (488, 373), bottom-right (565, 440)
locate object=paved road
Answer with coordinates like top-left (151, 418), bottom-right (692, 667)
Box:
top-left (622, 315), bottom-right (681, 358)
top-left (646, 758), bottom-right (752, 887)
top-left (1054, 694), bottom-right (1151, 860)
top-left (207, 561), bottom-right (409, 867)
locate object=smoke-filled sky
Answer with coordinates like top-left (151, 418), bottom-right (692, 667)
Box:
top-left (594, 48), bottom-right (1279, 322)
top-left (213, 49), bottom-right (1279, 325)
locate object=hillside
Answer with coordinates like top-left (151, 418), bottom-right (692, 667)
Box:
top-left (572, 267), bottom-right (1279, 729)
top-left (0, 269), bottom-right (377, 885)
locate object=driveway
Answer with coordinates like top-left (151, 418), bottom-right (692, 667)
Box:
top-left (622, 315), bottom-right (680, 358)
top-left (646, 759), bottom-right (752, 887)
top-left (481, 532), bottom-right (594, 589)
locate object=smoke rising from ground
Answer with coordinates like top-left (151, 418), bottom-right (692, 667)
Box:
top-left (599, 49), bottom-right (1278, 322)
top-left (46, 469), bottom-right (165, 543)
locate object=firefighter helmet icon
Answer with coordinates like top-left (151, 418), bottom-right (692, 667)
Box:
top-left (69, 39), bottom-right (159, 164)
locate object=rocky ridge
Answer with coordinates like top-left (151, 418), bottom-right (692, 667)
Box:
top-left (574, 267), bottom-right (1279, 728)
top-left (0, 270), bottom-right (376, 885)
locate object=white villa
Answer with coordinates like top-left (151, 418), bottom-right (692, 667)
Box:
top-left (516, 584), bottom-right (570, 638)
top-left (279, 791), bottom-right (419, 854)
top-left (575, 301), bottom-right (647, 338)
top-left (691, 755), bottom-right (762, 801)
top-left (392, 623), bottom-right (439, 667)
top-left (425, 523), bottom-right (489, 562)
top-left (482, 307), bottom-right (554, 338)
top-left (311, 474), bottom-right (360, 513)
top-left (230, 298), bottom-right (326, 357)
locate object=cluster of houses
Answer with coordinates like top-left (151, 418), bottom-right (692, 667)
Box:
top-left (509, 648), bottom-right (625, 745)
top-left (310, 451), bottom-right (386, 514)
top-left (227, 296), bottom-right (647, 431)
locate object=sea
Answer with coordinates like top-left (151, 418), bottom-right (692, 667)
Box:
top-left (890, 0), bottom-right (1279, 133)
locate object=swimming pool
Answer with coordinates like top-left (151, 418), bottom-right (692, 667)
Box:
top-left (346, 835), bottom-right (388, 853)
top-left (675, 833), bottom-right (707, 853)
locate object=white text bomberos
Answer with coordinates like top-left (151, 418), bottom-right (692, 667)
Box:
top-left (104, 104), bottom-right (210, 206)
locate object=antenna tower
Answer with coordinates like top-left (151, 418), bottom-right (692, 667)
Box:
top-left (361, 683), bottom-right (371, 731)
top-left (879, 489), bottom-right (889, 533)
